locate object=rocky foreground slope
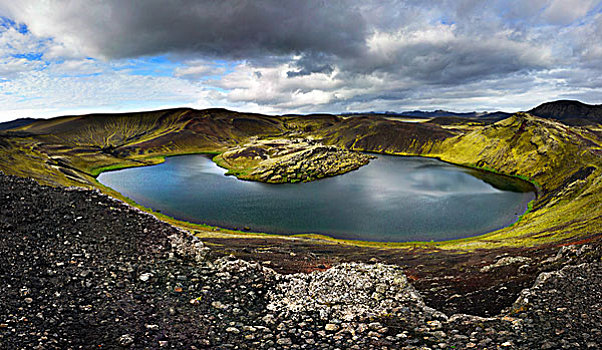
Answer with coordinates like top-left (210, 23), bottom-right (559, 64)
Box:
top-left (1, 173), bottom-right (600, 349)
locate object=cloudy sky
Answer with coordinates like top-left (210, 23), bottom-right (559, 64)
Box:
top-left (0, 0), bottom-right (601, 122)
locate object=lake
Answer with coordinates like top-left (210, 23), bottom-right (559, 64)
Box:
top-left (97, 154), bottom-right (535, 242)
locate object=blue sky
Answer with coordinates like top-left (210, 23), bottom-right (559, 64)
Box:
top-left (0, 1), bottom-right (601, 122)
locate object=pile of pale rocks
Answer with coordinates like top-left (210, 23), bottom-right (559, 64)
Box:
top-left (178, 241), bottom-right (601, 349)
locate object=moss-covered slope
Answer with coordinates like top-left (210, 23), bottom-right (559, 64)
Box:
top-left (6, 108), bottom-right (288, 184)
top-left (429, 114), bottom-right (601, 247)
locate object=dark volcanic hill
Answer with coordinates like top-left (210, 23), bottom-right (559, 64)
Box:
top-left (528, 100), bottom-right (602, 125)
top-left (0, 118), bottom-right (37, 131)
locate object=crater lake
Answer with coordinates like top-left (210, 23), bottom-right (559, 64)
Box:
top-left (98, 154), bottom-right (535, 242)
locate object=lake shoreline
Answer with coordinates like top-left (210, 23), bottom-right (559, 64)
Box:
top-left (98, 153), bottom-right (535, 243)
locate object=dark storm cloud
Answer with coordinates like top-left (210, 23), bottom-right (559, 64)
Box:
top-left (369, 37), bottom-right (548, 85)
top-left (9, 0), bottom-right (367, 60)
top-left (287, 52), bottom-right (334, 78)
top-left (0, 0), bottom-right (561, 85)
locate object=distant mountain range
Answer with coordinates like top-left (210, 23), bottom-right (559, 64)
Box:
top-left (395, 110), bottom-right (513, 120)
top-left (342, 110), bottom-right (513, 120)
top-left (1, 100), bottom-right (601, 130)
top-left (344, 100), bottom-right (602, 125)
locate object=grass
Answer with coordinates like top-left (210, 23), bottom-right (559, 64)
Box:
top-left (90, 162), bottom-right (147, 176)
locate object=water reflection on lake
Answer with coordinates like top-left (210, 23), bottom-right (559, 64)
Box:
top-left (98, 154), bottom-right (535, 242)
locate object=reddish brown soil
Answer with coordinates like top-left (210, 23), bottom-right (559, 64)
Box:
top-left (201, 236), bottom-right (598, 317)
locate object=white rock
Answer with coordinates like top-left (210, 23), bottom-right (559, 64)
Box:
top-left (325, 323), bottom-right (339, 331)
top-left (139, 273), bottom-right (153, 282)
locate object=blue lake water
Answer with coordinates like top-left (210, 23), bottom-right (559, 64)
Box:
top-left (97, 154), bottom-right (535, 242)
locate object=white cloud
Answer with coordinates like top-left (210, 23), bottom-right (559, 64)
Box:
top-left (0, 25), bottom-right (43, 55)
top-left (0, 69), bottom-right (214, 122)
top-left (0, 57), bottom-right (42, 79)
top-left (174, 61), bottom-right (227, 80)
top-left (543, 0), bottom-right (596, 25)
top-left (46, 59), bottom-right (106, 76)
top-left (0, 25), bottom-right (47, 78)
top-left (209, 62), bottom-right (343, 108)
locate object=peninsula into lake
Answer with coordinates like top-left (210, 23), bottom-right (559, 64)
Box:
top-left (213, 137), bottom-right (374, 183)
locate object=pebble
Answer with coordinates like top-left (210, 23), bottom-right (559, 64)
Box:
top-left (226, 327), bottom-right (240, 334)
top-left (325, 323), bottom-right (339, 332)
top-left (139, 273), bottom-right (153, 282)
top-left (118, 334), bottom-right (134, 347)
top-left (276, 337), bottom-right (292, 345)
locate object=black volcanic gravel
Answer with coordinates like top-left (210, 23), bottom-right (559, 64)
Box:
top-left (1, 173), bottom-right (601, 349)
top-left (0, 174), bottom-right (272, 349)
